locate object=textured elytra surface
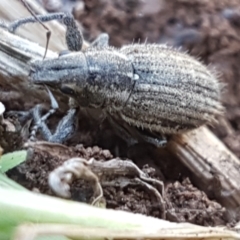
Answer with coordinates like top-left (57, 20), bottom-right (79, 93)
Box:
top-left (31, 43), bottom-right (223, 135)
top-left (119, 44), bottom-right (223, 134)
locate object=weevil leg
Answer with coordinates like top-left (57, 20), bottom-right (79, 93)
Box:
top-left (90, 33), bottom-right (109, 48)
top-left (47, 108), bottom-right (78, 143)
top-left (30, 104), bottom-right (51, 141)
top-left (107, 115), bottom-right (138, 147)
top-left (31, 106), bottom-right (78, 143)
top-left (30, 86), bottom-right (58, 141)
top-left (30, 88), bottom-right (78, 143)
top-left (124, 123), bottom-right (168, 148)
top-left (107, 114), bottom-right (167, 148)
top-left (138, 133), bottom-right (167, 147)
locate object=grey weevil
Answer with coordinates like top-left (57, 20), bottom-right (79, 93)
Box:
top-left (5, 10), bottom-right (223, 147)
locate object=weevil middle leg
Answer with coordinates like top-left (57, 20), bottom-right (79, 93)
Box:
top-left (107, 114), bottom-right (167, 148)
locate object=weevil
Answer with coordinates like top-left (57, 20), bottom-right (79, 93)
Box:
top-left (4, 6), bottom-right (223, 147)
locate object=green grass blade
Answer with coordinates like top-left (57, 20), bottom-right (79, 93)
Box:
top-left (0, 150), bottom-right (27, 173)
top-left (0, 188), bottom-right (160, 240)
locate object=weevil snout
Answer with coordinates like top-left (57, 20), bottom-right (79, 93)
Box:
top-left (30, 52), bottom-right (88, 85)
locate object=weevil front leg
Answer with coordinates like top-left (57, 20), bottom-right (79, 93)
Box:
top-left (30, 87), bottom-right (78, 143)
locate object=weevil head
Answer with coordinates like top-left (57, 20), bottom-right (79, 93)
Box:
top-left (30, 52), bottom-right (98, 107)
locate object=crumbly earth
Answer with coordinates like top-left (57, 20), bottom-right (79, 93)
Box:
top-left (7, 140), bottom-right (226, 225)
top-left (4, 0), bottom-right (240, 227)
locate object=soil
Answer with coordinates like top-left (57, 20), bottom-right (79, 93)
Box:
top-left (3, 0), bottom-right (240, 227)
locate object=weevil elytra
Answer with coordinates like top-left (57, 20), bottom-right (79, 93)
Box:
top-left (4, 8), bottom-right (223, 147)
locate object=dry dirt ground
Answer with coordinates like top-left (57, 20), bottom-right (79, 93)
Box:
top-left (4, 0), bottom-right (240, 227)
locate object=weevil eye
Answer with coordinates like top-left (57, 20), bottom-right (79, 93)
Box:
top-left (60, 85), bottom-right (75, 96)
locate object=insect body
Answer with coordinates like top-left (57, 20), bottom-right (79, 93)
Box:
top-left (5, 11), bottom-right (223, 146)
top-left (30, 43), bottom-right (223, 144)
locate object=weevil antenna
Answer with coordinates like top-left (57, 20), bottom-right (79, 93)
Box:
top-left (20, 0), bottom-right (51, 59)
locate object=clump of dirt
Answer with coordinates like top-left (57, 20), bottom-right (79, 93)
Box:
top-left (7, 141), bottom-right (227, 225)
top-left (165, 178), bottom-right (226, 226)
top-left (104, 185), bottom-right (162, 217)
top-left (8, 144), bottom-right (113, 194)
